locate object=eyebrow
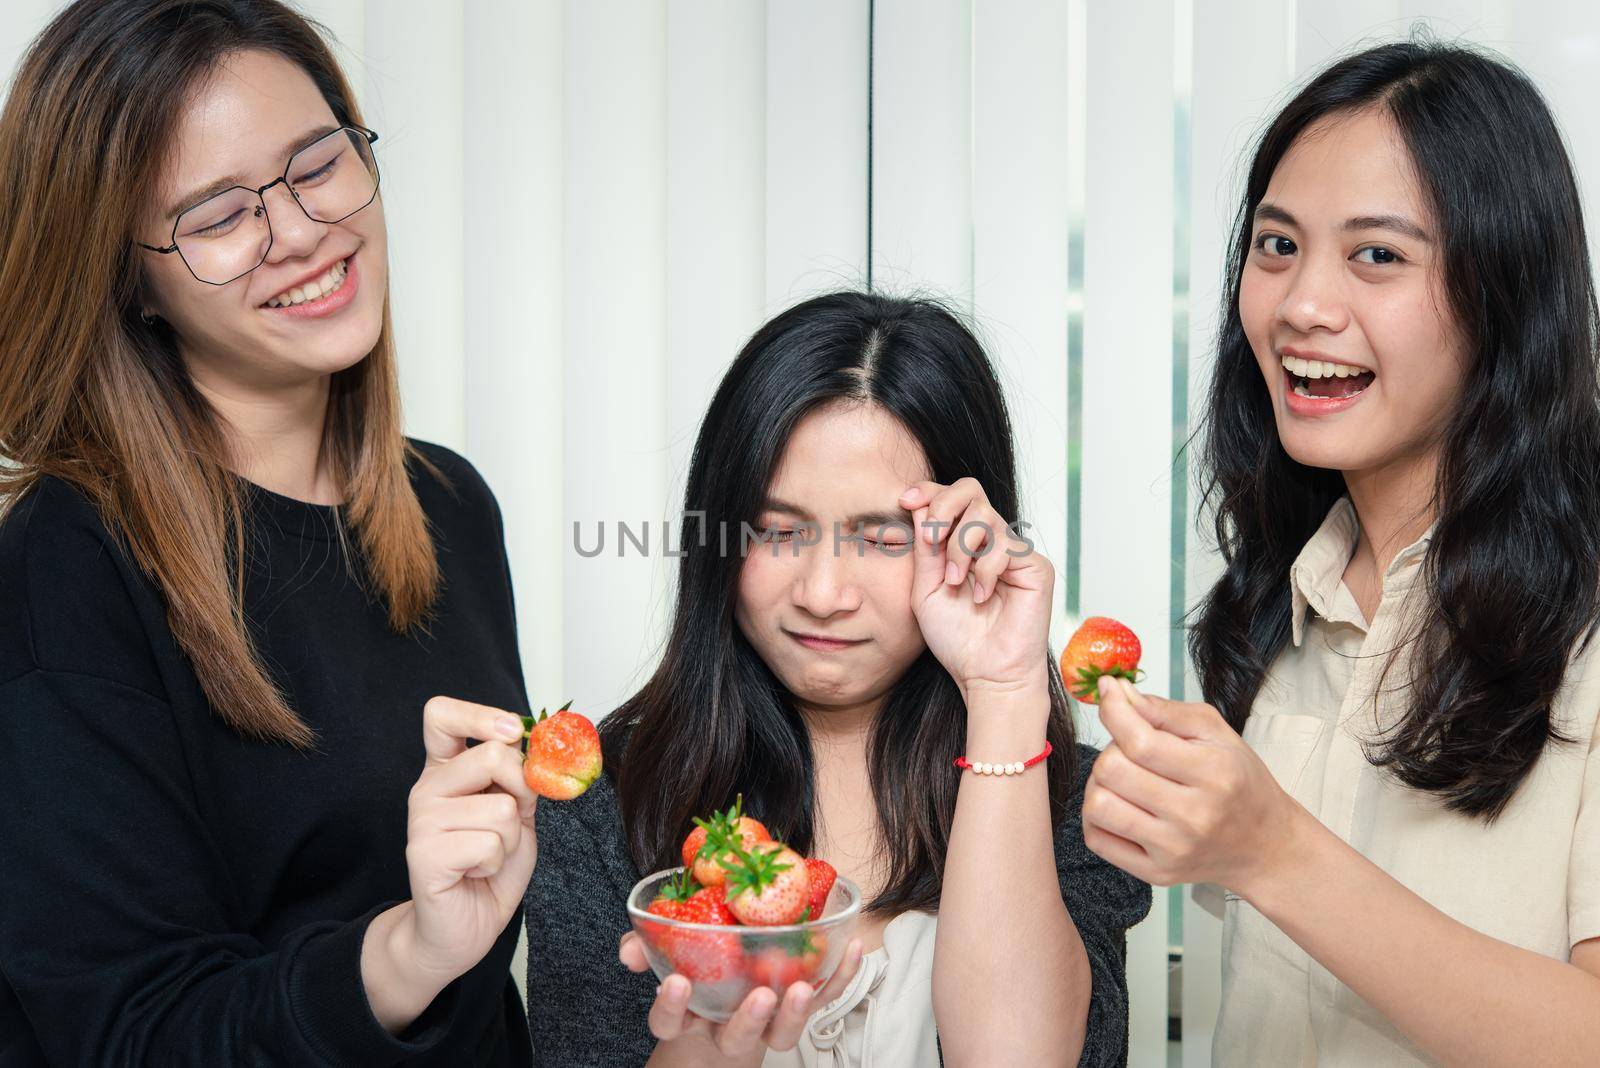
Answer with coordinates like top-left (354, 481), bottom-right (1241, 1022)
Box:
top-left (760, 497), bottom-right (916, 529)
top-left (1254, 202), bottom-right (1432, 243)
top-left (166, 123), bottom-right (340, 221)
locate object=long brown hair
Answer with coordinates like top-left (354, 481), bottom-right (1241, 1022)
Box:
top-left (0, 0), bottom-right (443, 749)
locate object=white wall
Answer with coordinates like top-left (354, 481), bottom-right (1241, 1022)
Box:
top-left (7, 0), bottom-right (1600, 1062)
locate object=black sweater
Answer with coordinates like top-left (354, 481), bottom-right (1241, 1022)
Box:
top-left (524, 744), bottom-right (1153, 1066)
top-left (0, 441), bottom-right (533, 1067)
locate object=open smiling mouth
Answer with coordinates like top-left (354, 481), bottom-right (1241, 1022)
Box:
top-left (1280, 354), bottom-right (1376, 400)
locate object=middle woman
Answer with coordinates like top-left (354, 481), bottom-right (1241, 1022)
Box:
top-left (524, 291), bottom-right (1151, 1067)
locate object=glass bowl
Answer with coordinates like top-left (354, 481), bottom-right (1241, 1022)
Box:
top-left (625, 866), bottom-right (862, 1023)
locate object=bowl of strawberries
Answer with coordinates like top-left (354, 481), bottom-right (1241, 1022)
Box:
top-left (625, 797), bottom-right (862, 1023)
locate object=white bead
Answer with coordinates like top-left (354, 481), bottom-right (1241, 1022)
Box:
top-left (1012, 761), bottom-right (1025, 774)
top-left (976, 762), bottom-right (990, 775)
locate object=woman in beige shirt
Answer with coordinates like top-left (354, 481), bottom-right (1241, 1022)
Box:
top-left (1078, 41), bottom-right (1600, 1067)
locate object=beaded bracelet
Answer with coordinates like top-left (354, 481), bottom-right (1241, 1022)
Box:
top-left (953, 740), bottom-right (1053, 776)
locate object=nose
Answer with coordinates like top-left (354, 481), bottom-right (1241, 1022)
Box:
top-left (1278, 249), bottom-right (1350, 335)
top-left (259, 179), bottom-right (328, 264)
top-left (789, 537), bottom-right (863, 618)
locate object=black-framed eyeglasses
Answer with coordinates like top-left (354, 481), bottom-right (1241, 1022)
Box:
top-left (137, 124), bottom-right (381, 286)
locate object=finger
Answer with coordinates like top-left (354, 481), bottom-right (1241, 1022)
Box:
top-left (1123, 682), bottom-right (1226, 742)
top-left (901, 478), bottom-right (981, 547)
top-left (410, 829), bottom-right (506, 893)
top-left (1083, 778), bottom-right (1165, 848)
top-left (714, 986), bottom-right (781, 1056)
top-left (969, 521), bottom-right (1023, 604)
top-left (944, 503), bottom-right (1001, 591)
top-left (619, 932), bottom-right (650, 972)
top-left (1092, 743), bottom-right (1192, 820)
top-left (1096, 681), bottom-right (1202, 786)
top-left (811, 938), bottom-right (863, 1005)
top-left (898, 480), bottom-right (948, 544)
top-left (908, 505), bottom-right (949, 602)
top-left (417, 735), bottom-right (538, 813)
top-left (648, 974), bottom-right (694, 1039)
top-left (1083, 817), bottom-right (1159, 882)
top-left (414, 791), bottom-right (524, 860)
top-left (422, 695), bottom-right (526, 765)
top-left (761, 980), bottom-right (820, 1050)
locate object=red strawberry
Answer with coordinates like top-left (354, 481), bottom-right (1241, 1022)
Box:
top-left (670, 882), bottom-right (744, 982)
top-left (680, 796), bottom-right (771, 888)
top-left (520, 700), bottom-right (602, 799)
top-left (748, 939), bottom-right (825, 988)
top-left (802, 858), bottom-right (837, 918)
top-left (667, 927), bottom-right (744, 983)
top-left (646, 868), bottom-right (699, 921)
top-left (680, 883), bottom-right (739, 926)
top-left (1059, 617), bottom-right (1143, 705)
top-left (723, 841), bottom-right (810, 926)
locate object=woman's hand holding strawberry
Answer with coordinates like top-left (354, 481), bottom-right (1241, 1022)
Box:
top-left (361, 695), bottom-right (539, 1032)
top-left (1082, 678), bottom-right (1302, 895)
top-left (898, 478), bottom-right (1055, 701)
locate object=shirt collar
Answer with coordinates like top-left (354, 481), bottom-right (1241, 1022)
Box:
top-left (1288, 496), bottom-right (1435, 647)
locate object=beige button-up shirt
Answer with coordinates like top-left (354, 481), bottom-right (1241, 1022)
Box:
top-left (1203, 496), bottom-right (1600, 1066)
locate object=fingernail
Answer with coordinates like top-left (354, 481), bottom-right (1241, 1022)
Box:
top-left (752, 992), bottom-right (777, 1021)
top-left (945, 561), bottom-right (961, 585)
top-left (497, 715), bottom-right (523, 739)
top-left (1120, 678), bottom-right (1140, 699)
top-left (900, 486), bottom-right (920, 501)
top-left (666, 976), bottom-right (688, 1001)
top-left (1097, 676), bottom-right (1115, 700)
top-left (973, 581), bottom-right (986, 602)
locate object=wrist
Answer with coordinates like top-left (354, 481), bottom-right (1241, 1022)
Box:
top-left (361, 901), bottom-right (450, 1035)
top-left (960, 669), bottom-right (1051, 713)
top-left (961, 677), bottom-right (1051, 754)
top-left (1232, 794), bottom-right (1320, 913)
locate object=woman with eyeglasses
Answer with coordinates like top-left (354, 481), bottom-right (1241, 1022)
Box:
top-left (0, 2), bottom-right (536, 1065)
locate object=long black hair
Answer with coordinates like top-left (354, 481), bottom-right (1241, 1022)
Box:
top-left (601, 291), bottom-right (1079, 914)
top-left (1190, 40), bottom-right (1600, 820)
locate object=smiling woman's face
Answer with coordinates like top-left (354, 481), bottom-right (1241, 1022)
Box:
top-left (1239, 106), bottom-right (1467, 476)
top-left (734, 400), bottom-right (933, 719)
top-left (138, 48), bottom-right (387, 394)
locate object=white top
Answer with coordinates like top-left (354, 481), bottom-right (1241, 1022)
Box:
top-left (1197, 496), bottom-right (1600, 1066)
top-left (763, 910), bottom-right (940, 1068)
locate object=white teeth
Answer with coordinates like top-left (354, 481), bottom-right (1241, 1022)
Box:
top-left (1281, 354), bottom-right (1368, 380)
top-left (265, 258), bottom-right (348, 308)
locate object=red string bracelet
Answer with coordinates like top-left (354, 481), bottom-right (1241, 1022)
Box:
top-left (953, 740), bottom-right (1052, 776)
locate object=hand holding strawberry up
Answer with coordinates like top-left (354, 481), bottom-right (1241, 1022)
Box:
top-left (1082, 677), bottom-right (1300, 894)
top-left (361, 696), bottom-right (540, 1034)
